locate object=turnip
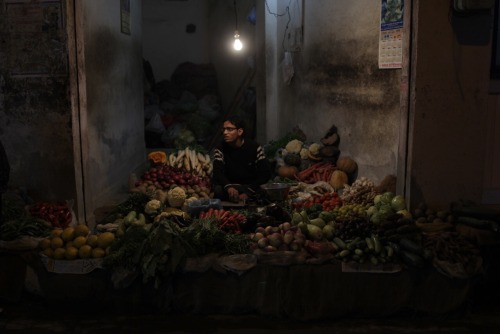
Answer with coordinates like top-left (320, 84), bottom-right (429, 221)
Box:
top-left (264, 226), bottom-right (274, 236)
top-left (264, 245), bottom-right (277, 252)
top-left (290, 240), bottom-right (301, 251)
top-left (255, 226), bottom-right (266, 234)
top-left (254, 232), bottom-right (265, 241)
top-left (283, 230), bottom-right (294, 245)
top-left (257, 237), bottom-right (268, 248)
top-left (268, 232), bottom-right (283, 248)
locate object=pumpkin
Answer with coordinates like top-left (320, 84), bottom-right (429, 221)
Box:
top-left (329, 170), bottom-right (348, 190)
top-left (148, 151), bottom-right (167, 165)
top-left (283, 153), bottom-right (302, 167)
top-left (336, 156), bottom-right (358, 174)
top-left (278, 165), bottom-right (298, 179)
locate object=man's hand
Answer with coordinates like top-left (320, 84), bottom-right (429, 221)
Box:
top-left (226, 186), bottom-right (239, 202)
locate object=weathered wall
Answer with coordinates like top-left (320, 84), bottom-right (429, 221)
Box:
top-left (408, 1), bottom-right (493, 209)
top-left (0, 0), bottom-right (76, 202)
top-left (78, 0), bottom-right (145, 223)
top-left (264, 0), bottom-right (401, 185)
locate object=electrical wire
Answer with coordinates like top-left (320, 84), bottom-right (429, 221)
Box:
top-left (233, 0), bottom-right (238, 31)
top-left (265, 0), bottom-right (293, 51)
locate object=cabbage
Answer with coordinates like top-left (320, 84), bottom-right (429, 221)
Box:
top-left (366, 205), bottom-right (378, 217)
top-left (397, 209), bottom-right (412, 219)
top-left (391, 195), bottom-right (406, 211)
top-left (381, 192), bottom-right (395, 204)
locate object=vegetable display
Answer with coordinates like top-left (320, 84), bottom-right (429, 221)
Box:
top-left (29, 201), bottom-right (73, 228)
top-left (199, 208), bottom-right (247, 234)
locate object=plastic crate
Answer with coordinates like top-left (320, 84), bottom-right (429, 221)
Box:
top-left (188, 198), bottom-right (222, 217)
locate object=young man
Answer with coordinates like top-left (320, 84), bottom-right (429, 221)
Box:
top-left (212, 117), bottom-right (272, 202)
top-left (0, 140), bottom-right (10, 225)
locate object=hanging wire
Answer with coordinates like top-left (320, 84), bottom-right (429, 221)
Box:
top-left (265, 0), bottom-right (293, 51)
top-left (234, 0), bottom-right (238, 31)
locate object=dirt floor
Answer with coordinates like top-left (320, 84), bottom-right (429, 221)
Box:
top-left (1, 291), bottom-right (500, 334)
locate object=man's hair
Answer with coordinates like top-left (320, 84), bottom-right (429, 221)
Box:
top-left (225, 116), bottom-right (246, 134)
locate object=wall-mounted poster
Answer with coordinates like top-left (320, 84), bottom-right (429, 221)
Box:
top-left (379, 0), bottom-right (404, 69)
top-left (121, 0), bottom-right (130, 35)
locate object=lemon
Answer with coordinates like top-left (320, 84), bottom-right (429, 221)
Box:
top-left (74, 224), bottom-right (90, 237)
top-left (53, 247), bottom-right (66, 259)
top-left (65, 241), bottom-right (74, 249)
top-left (73, 236), bottom-right (87, 248)
top-left (65, 246), bottom-right (79, 260)
top-left (97, 232), bottom-right (115, 249)
top-left (87, 234), bottom-right (98, 248)
top-left (39, 238), bottom-right (51, 250)
top-left (50, 237), bottom-right (64, 249)
top-left (51, 229), bottom-right (63, 238)
top-left (61, 227), bottom-right (75, 242)
top-left (91, 247), bottom-right (106, 259)
top-left (42, 248), bottom-right (54, 258)
top-left (78, 245), bottom-right (92, 259)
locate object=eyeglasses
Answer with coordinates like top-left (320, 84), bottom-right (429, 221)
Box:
top-left (221, 127), bottom-right (238, 132)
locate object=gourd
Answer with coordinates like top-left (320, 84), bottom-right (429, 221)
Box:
top-left (329, 170), bottom-right (348, 190)
top-left (283, 153), bottom-right (302, 167)
top-left (278, 165), bottom-right (298, 179)
top-left (336, 156), bottom-right (358, 174)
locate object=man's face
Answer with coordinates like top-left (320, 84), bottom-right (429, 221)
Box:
top-left (222, 121), bottom-right (243, 143)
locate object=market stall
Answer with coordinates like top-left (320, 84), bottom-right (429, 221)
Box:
top-left (1, 131), bottom-right (499, 319)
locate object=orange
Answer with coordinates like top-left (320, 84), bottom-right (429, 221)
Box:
top-left (61, 227), bottom-right (75, 242)
top-left (78, 245), bottom-right (92, 259)
top-left (74, 224), bottom-right (90, 237)
top-left (87, 234), bottom-right (99, 248)
top-left (50, 229), bottom-right (63, 238)
top-left (50, 237), bottom-right (64, 249)
top-left (53, 247), bottom-right (66, 260)
top-left (91, 247), bottom-right (106, 259)
top-left (39, 238), bottom-right (51, 250)
top-left (73, 236), bottom-right (87, 248)
top-left (65, 246), bottom-right (79, 260)
top-left (97, 232), bottom-right (115, 249)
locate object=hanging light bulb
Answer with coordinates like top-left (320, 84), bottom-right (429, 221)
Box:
top-left (232, 0), bottom-right (243, 51)
top-left (233, 30), bottom-right (243, 51)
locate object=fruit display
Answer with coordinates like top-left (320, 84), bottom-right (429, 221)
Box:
top-left (38, 224), bottom-right (115, 260)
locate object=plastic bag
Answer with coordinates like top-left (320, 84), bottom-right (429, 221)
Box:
top-left (281, 51), bottom-right (294, 84)
top-left (145, 113), bottom-right (166, 134)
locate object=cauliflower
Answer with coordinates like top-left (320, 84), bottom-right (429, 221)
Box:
top-left (299, 148), bottom-right (309, 159)
top-left (167, 186), bottom-right (186, 207)
top-left (308, 143), bottom-right (321, 156)
top-left (145, 199), bottom-right (162, 215)
top-left (285, 139), bottom-right (303, 154)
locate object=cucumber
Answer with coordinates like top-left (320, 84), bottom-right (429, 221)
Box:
top-left (347, 237), bottom-right (361, 250)
top-left (372, 235), bottom-right (382, 254)
top-left (399, 238), bottom-right (423, 255)
top-left (399, 250), bottom-right (425, 268)
top-left (396, 224), bottom-right (419, 234)
top-left (385, 245), bottom-right (394, 258)
top-left (451, 205), bottom-right (500, 221)
top-left (339, 249), bottom-right (351, 257)
top-left (365, 237), bottom-right (375, 252)
top-left (333, 237), bottom-right (347, 250)
top-left (456, 216), bottom-right (496, 230)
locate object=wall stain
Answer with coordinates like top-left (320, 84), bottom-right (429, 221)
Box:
top-left (296, 41), bottom-right (400, 111)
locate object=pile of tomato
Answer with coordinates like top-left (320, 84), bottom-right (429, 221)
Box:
top-left (293, 192), bottom-right (342, 211)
